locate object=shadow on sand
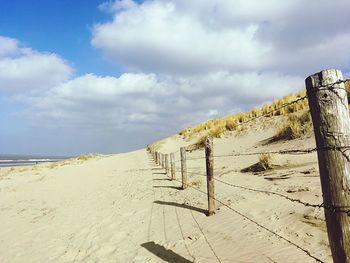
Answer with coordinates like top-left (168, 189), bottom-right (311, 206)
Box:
top-left (154, 200), bottom-right (207, 215)
top-left (153, 178), bottom-right (172, 181)
top-left (153, 185), bottom-right (182, 190)
top-left (141, 241), bottom-right (192, 263)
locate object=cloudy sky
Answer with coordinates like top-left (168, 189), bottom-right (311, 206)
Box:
top-left (0, 0), bottom-right (349, 156)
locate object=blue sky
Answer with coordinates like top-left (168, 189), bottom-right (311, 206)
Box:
top-left (0, 0), bottom-right (349, 156)
top-left (0, 0), bottom-right (120, 76)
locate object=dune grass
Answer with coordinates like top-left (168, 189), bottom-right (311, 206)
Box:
top-left (273, 111), bottom-right (312, 141)
top-left (77, 154), bottom-right (95, 161)
top-left (258, 153), bottom-right (274, 169)
top-left (178, 90), bottom-right (310, 150)
top-left (151, 81), bottom-right (350, 151)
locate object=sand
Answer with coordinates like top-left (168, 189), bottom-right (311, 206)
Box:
top-left (0, 128), bottom-right (332, 262)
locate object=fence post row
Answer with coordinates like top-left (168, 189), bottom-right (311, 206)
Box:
top-left (306, 69), bottom-right (350, 263)
top-left (180, 147), bottom-right (188, 190)
top-left (170, 153), bottom-right (175, 180)
top-left (165, 154), bottom-right (169, 175)
top-left (205, 136), bottom-right (215, 216)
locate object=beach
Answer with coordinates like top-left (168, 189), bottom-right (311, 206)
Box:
top-left (0, 127), bottom-right (331, 262)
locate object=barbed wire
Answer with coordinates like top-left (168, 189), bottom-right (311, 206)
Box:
top-left (317, 79), bottom-right (349, 90)
top-left (153, 155), bottom-right (350, 216)
top-left (212, 148), bottom-right (317, 159)
top-left (213, 177), bottom-right (322, 208)
top-left (322, 203), bottom-right (350, 216)
top-left (175, 167), bottom-right (207, 177)
top-left (171, 145), bottom-right (350, 162)
top-left (168, 176), bottom-right (324, 263)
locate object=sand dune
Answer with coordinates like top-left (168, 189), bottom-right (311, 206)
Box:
top-left (0, 128), bottom-right (331, 262)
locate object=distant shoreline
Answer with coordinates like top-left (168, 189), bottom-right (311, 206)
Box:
top-left (0, 155), bottom-right (69, 168)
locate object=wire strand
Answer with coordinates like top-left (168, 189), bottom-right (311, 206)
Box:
top-left (169, 176), bottom-right (324, 263)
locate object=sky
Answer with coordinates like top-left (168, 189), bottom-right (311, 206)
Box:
top-left (0, 0), bottom-right (350, 156)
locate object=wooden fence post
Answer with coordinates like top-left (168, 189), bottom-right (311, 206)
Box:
top-left (205, 136), bottom-right (215, 216)
top-left (155, 151), bottom-right (158, 165)
top-left (165, 154), bottom-right (170, 175)
top-left (306, 69), bottom-right (350, 262)
top-left (180, 147), bottom-right (188, 189)
top-left (158, 152), bottom-right (161, 166)
top-left (161, 154), bottom-right (164, 169)
top-left (170, 153), bottom-right (175, 180)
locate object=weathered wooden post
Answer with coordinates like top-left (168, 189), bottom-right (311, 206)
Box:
top-left (161, 154), bottom-right (164, 168)
top-left (155, 151), bottom-right (158, 165)
top-left (158, 152), bottom-right (161, 166)
top-left (170, 153), bottom-right (175, 180)
top-left (165, 154), bottom-right (170, 175)
top-left (306, 69), bottom-right (350, 262)
top-left (180, 147), bottom-right (188, 189)
top-left (205, 136), bottom-right (215, 216)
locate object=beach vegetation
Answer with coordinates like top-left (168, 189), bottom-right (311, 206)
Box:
top-left (77, 154), bottom-right (95, 161)
top-left (179, 90), bottom-right (309, 140)
top-left (273, 111), bottom-right (312, 141)
top-left (258, 153), bottom-right (274, 170)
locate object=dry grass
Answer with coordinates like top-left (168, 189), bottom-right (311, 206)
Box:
top-left (77, 154), bottom-right (95, 161)
top-left (273, 111), bottom-right (312, 141)
top-left (241, 152), bottom-right (275, 173)
top-left (258, 153), bottom-right (274, 169)
top-left (179, 90), bottom-right (309, 140)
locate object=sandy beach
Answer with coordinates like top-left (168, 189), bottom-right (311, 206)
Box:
top-left (0, 126), bottom-right (332, 262)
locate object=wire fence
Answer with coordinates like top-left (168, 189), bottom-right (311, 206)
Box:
top-left (149, 77), bottom-right (350, 262)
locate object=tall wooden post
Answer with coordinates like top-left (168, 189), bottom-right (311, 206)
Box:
top-left (170, 153), bottom-right (175, 180)
top-left (158, 152), bottom-right (161, 166)
top-left (180, 147), bottom-right (188, 189)
top-left (161, 154), bottom-right (165, 169)
top-left (155, 151), bottom-right (158, 165)
top-left (306, 69), bottom-right (350, 262)
top-left (205, 136), bottom-right (215, 216)
top-left (165, 154), bottom-right (170, 175)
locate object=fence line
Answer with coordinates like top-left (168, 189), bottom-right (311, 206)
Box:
top-left (149, 71), bottom-right (350, 262)
top-left (213, 177), bottom-right (323, 208)
top-left (161, 172), bottom-right (325, 263)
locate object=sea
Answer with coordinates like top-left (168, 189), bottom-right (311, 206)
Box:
top-left (0, 154), bottom-right (69, 168)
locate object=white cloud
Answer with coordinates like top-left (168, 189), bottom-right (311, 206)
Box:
top-left (0, 36), bottom-right (20, 58)
top-left (92, 0), bottom-right (350, 75)
top-left (92, 1), bottom-right (269, 75)
top-left (0, 36), bottom-right (73, 92)
top-left (18, 71), bottom-right (302, 135)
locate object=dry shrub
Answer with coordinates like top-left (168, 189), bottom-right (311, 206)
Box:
top-left (207, 126), bottom-right (225, 138)
top-left (241, 152), bottom-right (275, 173)
top-left (258, 153), bottom-right (274, 169)
top-left (191, 135), bottom-right (207, 150)
top-left (274, 111), bottom-right (312, 141)
top-left (77, 154), bottom-right (95, 161)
